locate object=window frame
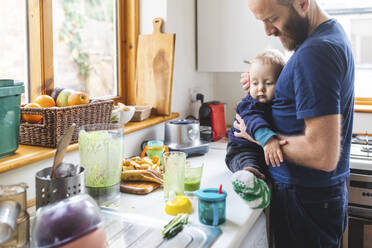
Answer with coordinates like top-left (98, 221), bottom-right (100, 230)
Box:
top-left (324, 7), bottom-right (372, 105)
top-left (27, 0), bottom-right (139, 104)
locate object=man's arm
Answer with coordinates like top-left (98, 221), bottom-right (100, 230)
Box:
top-left (234, 113), bottom-right (341, 171)
top-left (280, 114), bottom-right (341, 172)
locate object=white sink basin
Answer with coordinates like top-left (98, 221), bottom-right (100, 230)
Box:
top-left (101, 208), bottom-right (221, 248)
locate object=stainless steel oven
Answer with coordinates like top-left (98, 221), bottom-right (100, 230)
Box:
top-left (343, 135), bottom-right (372, 248)
top-left (343, 169), bottom-right (372, 248)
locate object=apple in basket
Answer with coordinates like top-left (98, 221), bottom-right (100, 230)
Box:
top-left (68, 92), bottom-right (89, 106)
top-left (56, 89), bottom-right (75, 107)
top-left (55, 89), bottom-right (90, 107)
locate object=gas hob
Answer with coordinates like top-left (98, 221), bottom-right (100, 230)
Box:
top-left (350, 143), bottom-right (372, 160)
top-left (350, 134), bottom-right (372, 161)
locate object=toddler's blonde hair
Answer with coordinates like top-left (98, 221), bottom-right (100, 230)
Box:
top-left (250, 49), bottom-right (286, 69)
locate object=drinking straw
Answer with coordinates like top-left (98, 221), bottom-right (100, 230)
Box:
top-left (218, 184), bottom-right (223, 194)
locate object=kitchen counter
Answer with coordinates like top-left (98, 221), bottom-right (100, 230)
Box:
top-left (114, 138), bottom-right (262, 248)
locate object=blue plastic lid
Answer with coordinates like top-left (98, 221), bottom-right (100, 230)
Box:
top-left (147, 140), bottom-right (164, 148)
top-left (195, 188), bottom-right (227, 202)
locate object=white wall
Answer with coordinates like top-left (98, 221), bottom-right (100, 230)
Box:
top-left (214, 72), bottom-right (245, 126)
top-left (140, 0), bottom-right (216, 119)
top-left (353, 112), bottom-right (372, 134)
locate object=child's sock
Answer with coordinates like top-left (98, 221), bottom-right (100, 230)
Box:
top-left (231, 170), bottom-right (270, 209)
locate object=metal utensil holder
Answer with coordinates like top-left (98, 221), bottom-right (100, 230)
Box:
top-left (35, 166), bottom-right (85, 209)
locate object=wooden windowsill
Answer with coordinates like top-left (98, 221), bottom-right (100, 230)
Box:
top-left (354, 104), bottom-right (372, 113)
top-left (0, 113), bottom-right (179, 174)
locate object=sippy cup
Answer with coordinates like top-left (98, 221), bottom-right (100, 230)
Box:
top-left (195, 188), bottom-right (227, 226)
top-left (141, 140), bottom-right (169, 163)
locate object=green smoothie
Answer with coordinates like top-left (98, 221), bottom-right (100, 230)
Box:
top-left (184, 179), bottom-right (201, 192)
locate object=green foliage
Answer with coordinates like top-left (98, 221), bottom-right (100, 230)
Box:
top-left (59, 0), bottom-right (90, 78)
top-left (58, 0), bottom-right (114, 79)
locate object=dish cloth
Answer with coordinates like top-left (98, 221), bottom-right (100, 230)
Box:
top-left (232, 170), bottom-right (270, 209)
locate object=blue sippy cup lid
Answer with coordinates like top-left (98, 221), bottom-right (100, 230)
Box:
top-left (195, 188), bottom-right (227, 202)
top-left (147, 140), bottom-right (164, 148)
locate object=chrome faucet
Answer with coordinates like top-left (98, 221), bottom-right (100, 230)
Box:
top-left (0, 183), bottom-right (29, 247)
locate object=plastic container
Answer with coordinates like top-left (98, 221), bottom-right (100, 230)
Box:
top-left (31, 194), bottom-right (106, 248)
top-left (0, 79), bottom-right (24, 158)
top-left (195, 188), bottom-right (227, 226)
top-left (141, 140), bottom-right (169, 164)
top-left (131, 106), bottom-right (152, 122)
top-left (164, 192), bottom-right (192, 216)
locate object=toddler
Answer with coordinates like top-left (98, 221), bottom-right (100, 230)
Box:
top-left (226, 50), bottom-right (286, 207)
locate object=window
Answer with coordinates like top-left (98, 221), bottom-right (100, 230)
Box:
top-left (53, 0), bottom-right (117, 99)
top-left (26, 0), bottom-right (138, 103)
top-left (0, 1), bottom-right (28, 103)
top-left (319, 0), bottom-right (372, 99)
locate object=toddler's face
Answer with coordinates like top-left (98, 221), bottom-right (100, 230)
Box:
top-left (249, 62), bottom-right (279, 103)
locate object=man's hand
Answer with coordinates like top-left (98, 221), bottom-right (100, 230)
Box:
top-left (240, 72), bottom-right (250, 94)
top-left (233, 114), bottom-right (260, 145)
top-left (263, 137), bottom-right (284, 167)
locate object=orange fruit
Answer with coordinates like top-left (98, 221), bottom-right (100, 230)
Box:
top-left (22, 103), bottom-right (43, 123)
top-left (68, 92), bottom-right (90, 106)
top-left (34, 94), bottom-right (56, 108)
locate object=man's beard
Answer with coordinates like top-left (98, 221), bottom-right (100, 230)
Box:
top-left (274, 6), bottom-right (310, 51)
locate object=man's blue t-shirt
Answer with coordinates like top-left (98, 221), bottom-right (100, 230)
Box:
top-left (270, 19), bottom-right (354, 187)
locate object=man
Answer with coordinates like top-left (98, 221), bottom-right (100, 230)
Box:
top-left (234, 0), bottom-right (354, 247)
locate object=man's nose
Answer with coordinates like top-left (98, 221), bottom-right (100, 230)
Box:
top-left (264, 22), bottom-right (276, 36)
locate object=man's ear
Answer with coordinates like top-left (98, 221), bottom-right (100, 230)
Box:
top-left (294, 0), bottom-right (310, 15)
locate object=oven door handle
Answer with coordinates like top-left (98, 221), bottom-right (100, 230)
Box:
top-left (350, 173), bottom-right (372, 183)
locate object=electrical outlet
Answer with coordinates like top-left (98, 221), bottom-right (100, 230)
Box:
top-left (189, 87), bottom-right (201, 102)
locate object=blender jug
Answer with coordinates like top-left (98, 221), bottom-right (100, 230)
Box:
top-left (79, 123), bottom-right (124, 206)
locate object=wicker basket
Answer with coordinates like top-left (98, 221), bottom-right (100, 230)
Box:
top-left (19, 100), bottom-right (114, 148)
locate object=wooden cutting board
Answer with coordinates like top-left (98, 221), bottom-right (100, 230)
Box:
top-left (135, 18), bottom-right (175, 116)
top-left (120, 181), bottom-right (161, 195)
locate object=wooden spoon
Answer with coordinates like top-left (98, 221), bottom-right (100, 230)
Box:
top-left (51, 123), bottom-right (76, 178)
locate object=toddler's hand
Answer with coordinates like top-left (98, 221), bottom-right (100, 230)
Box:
top-left (263, 137), bottom-right (284, 167)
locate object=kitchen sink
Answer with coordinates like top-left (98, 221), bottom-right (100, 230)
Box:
top-left (101, 208), bottom-right (221, 248)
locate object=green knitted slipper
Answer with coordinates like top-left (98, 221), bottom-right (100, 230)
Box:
top-left (231, 170), bottom-right (270, 209)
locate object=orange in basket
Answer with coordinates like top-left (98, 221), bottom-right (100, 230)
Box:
top-left (22, 103), bottom-right (43, 123)
top-left (34, 95), bottom-right (56, 108)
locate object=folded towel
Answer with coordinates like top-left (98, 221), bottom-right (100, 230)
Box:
top-left (232, 170), bottom-right (270, 209)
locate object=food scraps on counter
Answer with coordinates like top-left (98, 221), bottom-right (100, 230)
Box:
top-left (121, 156), bottom-right (163, 194)
top-left (121, 169), bottom-right (163, 185)
top-left (122, 156), bottom-right (161, 171)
